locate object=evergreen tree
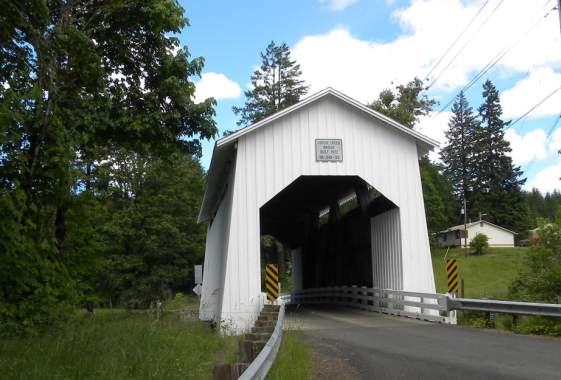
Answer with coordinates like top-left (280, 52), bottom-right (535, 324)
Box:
top-left (525, 188), bottom-right (546, 227)
top-left (233, 41), bottom-right (309, 126)
top-left (475, 80), bottom-right (527, 233)
top-left (369, 78), bottom-right (436, 128)
top-left (440, 92), bottom-right (480, 221)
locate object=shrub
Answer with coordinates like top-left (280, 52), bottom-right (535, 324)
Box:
top-left (470, 233), bottom-right (489, 255)
top-left (510, 217), bottom-right (561, 304)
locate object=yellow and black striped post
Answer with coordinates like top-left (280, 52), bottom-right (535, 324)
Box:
top-left (265, 264), bottom-right (279, 301)
top-left (446, 259), bottom-right (459, 294)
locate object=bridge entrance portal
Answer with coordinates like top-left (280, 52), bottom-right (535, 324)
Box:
top-left (260, 175), bottom-right (399, 294)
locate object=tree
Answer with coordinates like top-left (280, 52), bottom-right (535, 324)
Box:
top-left (0, 0), bottom-right (216, 333)
top-left (440, 92), bottom-right (480, 222)
top-left (369, 78), bottom-right (436, 129)
top-left (233, 41), bottom-right (309, 126)
top-left (470, 233), bottom-right (489, 255)
top-left (474, 80), bottom-right (527, 233)
top-left (510, 210), bottom-right (561, 303)
top-left (97, 152), bottom-right (207, 308)
top-left (369, 78), bottom-right (452, 235)
top-left (419, 157), bottom-right (455, 235)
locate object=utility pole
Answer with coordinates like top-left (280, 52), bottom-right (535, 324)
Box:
top-left (463, 193), bottom-right (468, 258)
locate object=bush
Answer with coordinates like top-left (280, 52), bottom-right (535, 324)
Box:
top-left (470, 233), bottom-right (489, 255)
top-left (510, 222), bottom-right (561, 303)
top-left (514, 316), bottom-right (561, 336)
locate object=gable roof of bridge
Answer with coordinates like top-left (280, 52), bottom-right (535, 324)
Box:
top-left (198, 87), bottom-right (439, 223)
top-left (216, 87), bottom-right (439, 149)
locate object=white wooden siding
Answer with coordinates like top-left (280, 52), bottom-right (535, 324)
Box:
top-left (468, 223), bottom-right (515, 247)
top-left (204, 95), bottom-right (435, 333)
top-left (371, 208), bottom-right (403, 290)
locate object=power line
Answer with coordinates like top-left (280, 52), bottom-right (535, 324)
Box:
top-left (428, 0), bottom-right (506, 90)
top-left (507, 87), bottom-right (561, 130)
top-left (433, 7), bottom-right (556, 116)
top-left (424, 0), bottom-right (492, 81)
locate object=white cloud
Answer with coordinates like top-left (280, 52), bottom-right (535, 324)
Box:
top-left (501, 67), bottom-right (561, 119)
top-left (504, 128), bottom-right (548, 166)
top-left (525, 162), bottom-right (561, 193)
top-left (194, 72), bottom-right (241, 103)
top-left (318, 0), bottom-right (358, 11)
top-left (292, 1), bottom-right (561, 103)
top-left (549, 127), bottom-right (561, 154)
top-left (416, 111), bottom-right (452, 161)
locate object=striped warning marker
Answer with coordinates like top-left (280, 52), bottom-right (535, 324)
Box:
top-left (265, 264), bottom-right (279, 301)
top-left (447, 259), bottom-right (459, 294)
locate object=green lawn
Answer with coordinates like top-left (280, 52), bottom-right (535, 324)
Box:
top-left (432, 247), bottom-right (530, 299)
top-left (0, 307), bottom-right (239, 380)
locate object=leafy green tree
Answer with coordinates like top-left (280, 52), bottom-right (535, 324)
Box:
top-left (369, 79), bottom-right (452, 235)
top-left (233, 41), bottom-right (308, 126)
top-left (510, 211), bottom-right (561, 303)
top-left (96, 152), bottom-right (206, 308)
top-left (474, 80), bottom-right (528, 233)
top-left (419, 157), bottom-right (455, 235)
top-left (1, 0), bottom-right (216, 332)
top-left (440, 92), bottom-right (480, 222)
top-left (369, 78), bottom-right (436, 128)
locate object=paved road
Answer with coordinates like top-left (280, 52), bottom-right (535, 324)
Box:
top-left (285, 305), bottom-right (561, 380)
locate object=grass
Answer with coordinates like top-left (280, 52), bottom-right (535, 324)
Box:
top-left (432, 247), bottom-right (530, 299)
top-left (0, 304), bottom-right (240, 379)
top-left (267, 331), bottom-right (310, 380)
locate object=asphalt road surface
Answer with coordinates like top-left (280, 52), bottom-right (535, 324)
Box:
top-left (284, 305), bottom-right (561, 380)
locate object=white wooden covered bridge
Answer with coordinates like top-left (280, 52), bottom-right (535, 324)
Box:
top-left (197, 88), bottom-right (439, 333)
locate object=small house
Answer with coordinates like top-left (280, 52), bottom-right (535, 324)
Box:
top-left (437, 220), bottom-right (516, 248)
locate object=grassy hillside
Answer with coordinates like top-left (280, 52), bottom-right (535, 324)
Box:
top-left (432, 247), bottom-right (530, 300)
top-left (0, 298), bottom-right (239, 380)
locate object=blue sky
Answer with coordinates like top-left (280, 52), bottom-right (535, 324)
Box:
top-left (178, 0), bottom-right (561, 193)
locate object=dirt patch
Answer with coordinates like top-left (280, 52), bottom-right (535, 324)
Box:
top-left (300, 333), bottom-right (362, 380)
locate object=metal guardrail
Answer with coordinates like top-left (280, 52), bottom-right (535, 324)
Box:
top-left (446, 297), bottom-right (561, 317)
top-left (238, 302), bottom-right (286, 380)
top-left (289, 286), bottom-right (450, 323)
top-left (288, 286), bottom-right (561, 321)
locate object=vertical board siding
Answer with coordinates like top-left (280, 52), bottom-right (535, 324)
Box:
top-left (371, 209), bottom-right (401, 289)
top-left (215, 95), bottom-right (435, 333)
top-left (199, 165), bottom-right (236, 321)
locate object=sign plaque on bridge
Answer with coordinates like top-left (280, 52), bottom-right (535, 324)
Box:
top-left (315, 139), bottom-right (343, 162)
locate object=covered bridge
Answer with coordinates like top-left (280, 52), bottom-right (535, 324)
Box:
top-left (198, 88), bottom-right (439, 333)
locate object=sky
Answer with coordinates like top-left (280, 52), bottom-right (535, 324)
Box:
top-left (178, 0), bottom-right (561, 194)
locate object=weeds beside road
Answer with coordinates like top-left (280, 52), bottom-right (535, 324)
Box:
top-left (0, 307), bottom-right (239, 380)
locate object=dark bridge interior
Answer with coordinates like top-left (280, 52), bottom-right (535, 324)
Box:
top-left (260, 175), bottom-right (397, 289)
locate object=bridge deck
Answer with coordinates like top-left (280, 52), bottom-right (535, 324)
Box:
top-left (285, 305), bottom-right (561, 379)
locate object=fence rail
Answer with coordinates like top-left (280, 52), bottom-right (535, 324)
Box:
top-left (287, 286), bottom-right (561, 321)
top-left (289, 286), bottom-right (449, 323)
